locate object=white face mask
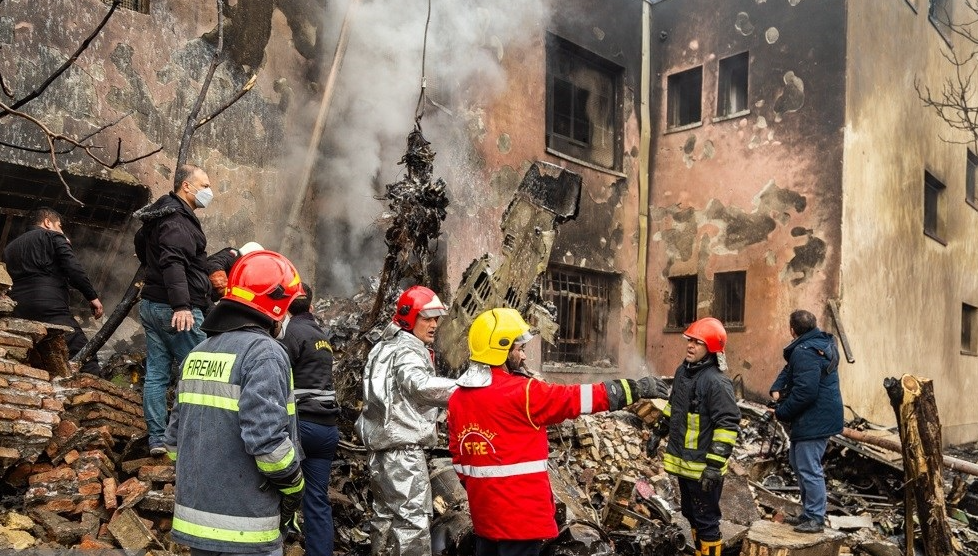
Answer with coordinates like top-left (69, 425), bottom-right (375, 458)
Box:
top-left (275, 315), bottom-right (290, 340)
top-left (193, 186), bottom-right (214, 209)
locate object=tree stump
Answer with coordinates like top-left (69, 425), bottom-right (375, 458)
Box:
top-left (883, 374), bottom-right (959, 556)
top-left (739, 520), bottom-right (845, 556)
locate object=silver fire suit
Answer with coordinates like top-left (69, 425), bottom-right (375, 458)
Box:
top-left (354, 322), bottom-right (457, 556)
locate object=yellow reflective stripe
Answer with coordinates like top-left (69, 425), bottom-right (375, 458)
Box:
top-left (256, 444), bottom-right (295, 473)
top-left (178, 392), bottom-right (239, 411)
top-left (286, 402), bottom-right (296, 415)
top-left (662, 402), bottom-right (672, 417)
top-left (230, 286), bottom-right (256, 301)
top-left (288, 272), bottom-right (301, 287)
top-left (182, 352), bottom-right (236, 382)
top-left (167, 451), bottom-right (177, 462)
top-left (713, 428), bottom-right (738, 444)
top-left (663, 453), bottom-right (706, 479)
top-left (619, 379), bottom-right (633, 406)
top-left (705, 453), bottom-right (727, 464)
top-left (684, 414), bottom-right (700, 449)
top-left (525, 379), bottom-right (540, 430)
top-left (279, 476), bottom-right (304, 495)
top-left (173, 517), bottom-right (279, 544)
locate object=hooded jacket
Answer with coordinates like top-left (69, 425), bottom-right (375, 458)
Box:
top-left (771, 328), bottom-right (844, 441)
top-left (354, 322), bottom-right (456, 451)
top-left (4, 226), bottom-right (98, 318)
top-left (281, 311), bottom-right (340, 426)
top-left (133, 193), bottom-right (210, 311)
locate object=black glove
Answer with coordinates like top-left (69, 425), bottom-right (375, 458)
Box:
top-left (267, 468), bottom-right (305, 532)
top-left (699, 464), bottom-right (723, 492)
top-left (633, 376), bottom-right (670, 399)
top-left (645, 435), bottom-right (663, 457)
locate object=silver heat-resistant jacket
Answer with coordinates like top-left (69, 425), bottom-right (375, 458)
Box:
top-left (355, 322), bottom-right (457, 451)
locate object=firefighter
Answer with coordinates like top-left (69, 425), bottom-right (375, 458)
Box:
top-left (163, 250), bottom-right (305, 556)
top-left (354, 285), bottom-right (457, 556)
top-left (205, 241), bottom-right (264, 301)
top-left (647, 317), bottom-right (740, 556)
top-left (447, 308), bottom-right (669, 556)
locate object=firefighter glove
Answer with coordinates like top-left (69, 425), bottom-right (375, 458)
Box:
top-left (699, 464), bottom-right (723, 492)
top-left (267, 468), bottom-right (305, 532)
top-left (634, 376), bottom-right (670, 399)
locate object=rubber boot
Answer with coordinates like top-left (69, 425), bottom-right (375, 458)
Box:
top-left (699, 538), bottom-right (722, 556)
top-left (691, 529), bottom-right (700, 556)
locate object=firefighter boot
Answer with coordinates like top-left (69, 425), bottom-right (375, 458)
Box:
top-left (690, 529), bottom-right (700, 556)
top-left (699, 538), bottom-right (722, 556)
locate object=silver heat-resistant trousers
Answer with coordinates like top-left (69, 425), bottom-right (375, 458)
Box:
top-left (368, 447), bottom-right (434, 556)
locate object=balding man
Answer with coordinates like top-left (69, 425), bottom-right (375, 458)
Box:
top-left (133, 164), bottom-right (214, 456)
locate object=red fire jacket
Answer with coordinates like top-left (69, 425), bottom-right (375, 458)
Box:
top-left (447, 365), bottom-right (611, 540)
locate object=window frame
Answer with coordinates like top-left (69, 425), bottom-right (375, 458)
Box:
top-left (541, 265), bottom-right (618, 365)
top-left (713, 271), bottom-right (747, 330)
top-left (666, 66), bottom-right (704, 130)
top-left (666, 274), bottom-right (698, 331)
top-left (545, 35), bottom-right (624, 171)
top-left (967, 150), bottom-right (978, 210)
top-left (716, 52), bottom-right (750, 120)
top-left (923, 170), bottom-right (947, 244)
top-left (962, 303), bottom-right (978, 355)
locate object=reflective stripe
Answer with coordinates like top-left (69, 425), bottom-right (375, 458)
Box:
top-left (287, 401), bottom-right (296, 416)
top-left (705, 453), bottom-right (727, 464)
top-left (453, 459), bottom-right (548, 479)
top-left (182, 352), bottom-right (236, 382)
top-left (525, 379), bottom-right (540, 430)
top-left (178, 392), bottom-right (239, 411)
top-left (173, 503), bottom-right (279, 543)
top-left (619, 379), bottom-right (633, 406)
top-left (256, 438), bottom-right (296, 473)
top-left (663, 453), bottom-right (729, 479)
top-left (663, 402), bottom-right (672, 418)
top-left (279, 476), bottom-right (304, 495)
top-left (684, 414), bottom-right (700, 449)
top-left (293, 388), bottom-right (337, 400)
top-left (713, 428), bottom-right (738, 444)
top-left (178, 380), bottom-right (242, 411)
top-left (580, 385), bottom-right (594, 414)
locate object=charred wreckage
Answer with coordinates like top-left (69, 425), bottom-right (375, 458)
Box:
top-left (0, 132), bottom-right (975, 556)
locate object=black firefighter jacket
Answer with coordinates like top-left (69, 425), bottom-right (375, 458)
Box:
top-left (280, 311), bottom-right (340, 426)
top-left (133, 193), bottom-right (210, 311)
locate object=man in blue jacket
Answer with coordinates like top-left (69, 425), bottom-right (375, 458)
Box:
top-left (770, 309), bottom-right (843, 534)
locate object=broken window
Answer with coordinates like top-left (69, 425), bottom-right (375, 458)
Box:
top-left (963, 303), bottom-right (978, 355)
top-left (929, 0), bottom-right (952, 42)
top-left (717, 52), bottom-right (749, 118)
top-left (667, 275), bottom-right (697, 330)
top-left (542, 265), bottom-right (615, 364)
top-left (546, 35), bottom-right (622, 170)
top-left (923, 171), bottom-right (947, 243)
top-left (102, 0), bottom-right (149, 13)
top-left (967, 150), bottom-right (977, 208)
top-left (667, 67), bottom-right (703, 128)
top-left (713, 271), bottom-right (746, 328)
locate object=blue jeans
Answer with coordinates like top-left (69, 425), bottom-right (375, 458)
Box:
top-left (140, 300), bottom-right (205, 442)
top-left (789, 437), bottom-right (829, 523)
top-left (299, 420), bottom-right (339, 556)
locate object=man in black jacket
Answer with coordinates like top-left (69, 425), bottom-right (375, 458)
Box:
top-left (133, 164), bottom-right (213, 455)
top-left (4, 207), bottom-right (103, 374)
top-left (280, 283), bottom-right (339, 556)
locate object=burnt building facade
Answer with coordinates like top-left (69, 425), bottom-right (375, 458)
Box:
top-left (646, 0), bottom-right (978, 443)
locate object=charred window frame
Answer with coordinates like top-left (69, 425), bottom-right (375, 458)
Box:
top-left (667, 275), bottom-right (697, 330)
top-left (546, 35), bottom-right (622, 171)
top-left (667, 66), bottom-right (703, 130)
top-left (541, 266), bottom-right (616, 364)
top-left (963, 303), bottom-right (978, 355)
top-left (924, 171), bottom-right (947, 244)
top-left (713, 271), bottom-right (746, 329)
top-left (967, 150), bottom-right (978, 209)
top-left (103, 0), bottom-right (150, 13)
top-left (717, 52), bottom-right (749, 119)
top-left (929, 0), bottom-right (953, 45)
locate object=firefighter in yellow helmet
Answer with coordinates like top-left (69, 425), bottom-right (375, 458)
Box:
top-left (448, 308), bottom-right (669, 556)
top-left (647, 317), bottom-right (740, 556)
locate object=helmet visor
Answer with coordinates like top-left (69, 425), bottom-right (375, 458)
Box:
top-left (418, 307), bottom-right (448, 319)
top-left (514, 330), bottom-right (536, 346)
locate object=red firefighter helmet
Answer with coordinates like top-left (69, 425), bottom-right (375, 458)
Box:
top-left (683, 317), bottom-right (727, 353)
top-left (393, 286), bottom-right (448, 331)
top-left (224, 250), bottom-right (303, 322)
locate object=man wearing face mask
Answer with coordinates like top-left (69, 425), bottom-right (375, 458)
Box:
top-left (134, 164), bottom-right (213, 456)
top-left (4, 207), bottom-right (104, 375)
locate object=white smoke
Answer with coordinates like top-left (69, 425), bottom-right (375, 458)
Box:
top-left (309, 0), bottom-right (551, 295)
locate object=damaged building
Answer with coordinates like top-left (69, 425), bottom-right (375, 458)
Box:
top-left (645, 0), bottom-right (978, 445)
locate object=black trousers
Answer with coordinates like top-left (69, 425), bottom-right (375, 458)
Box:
top-left (475, 536), bottom-right (543, 556)
top-left (678, 476), bottom-right (723, 542)
top-left (13, 297), bottom-right (100, 375)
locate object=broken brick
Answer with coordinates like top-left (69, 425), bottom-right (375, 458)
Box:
top-left (78, 482), bottom-right (103, 496)
top-left (0, 389), bottom-right (42, 408)
top-left (40, 398), bottom-right (63, 412)
top-left (5, 463), bottom-right (33, 486)
top-left (63, 450), bottom-right (80, 465)
top-left (77, 535), bottom-right (115, 549)
top-left (137, 465), bottom-right (175, 484)
top-left (102, 478), bottom-right (117, 511)
top-left (0, 404), bottom-right (21, 420)
top-left (1, 363), bottom-right (49, 381)
top-left (20, 409), bottom-right (60, 425)
top-left (28, 466), bottom-right (76, 485)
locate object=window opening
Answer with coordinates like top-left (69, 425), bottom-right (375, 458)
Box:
top-left (668, 275), bottom-right (698, 329)
top-left (667, 67), bottom-right (703, 128)
top-left (542, 266), bottom-right (615, 364)
top-left (717, 52), bottom-right (749, 117)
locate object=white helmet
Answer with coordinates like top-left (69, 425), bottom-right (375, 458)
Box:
top-left (238, 241), bottom-right (264, 255)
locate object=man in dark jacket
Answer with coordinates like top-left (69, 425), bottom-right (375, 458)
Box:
top-left (205, 241), bottom-right (263, 302)
top-left (280, 283), bottom-right (340, 556)
top-left (4, 207), bottom-right (103, 374)
top-left (770, 309), bottom-right (844, 534)
top-left (133, 164), bottom-right (213, 455)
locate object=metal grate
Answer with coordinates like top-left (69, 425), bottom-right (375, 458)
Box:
top-left (713, 271), bottom-right (746, 327)
top-left (542, 266), bottom-right (614, 364)
top-left (103, 0), bottom-right (149, 13)
top-left (668, 275), bottom-right (697, 329)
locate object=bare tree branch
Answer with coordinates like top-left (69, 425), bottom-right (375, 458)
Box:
top-left (0, 100), bottom-right (84, 204)
top-left (0, 110), bottom-right (134, 154)
top-left (177, 0), bottom-right (225, 170)
top-left (0, 0), bottom-right (120, 118)
top-left (195, 73), bottom-right (257, 130)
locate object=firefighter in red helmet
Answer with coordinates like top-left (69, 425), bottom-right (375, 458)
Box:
top-left (647, 317), bottom-right (740, 556)
top-left (162, 250), bottom-right (306, 555)
top-left (354, 286), bottom-right (457, 556)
